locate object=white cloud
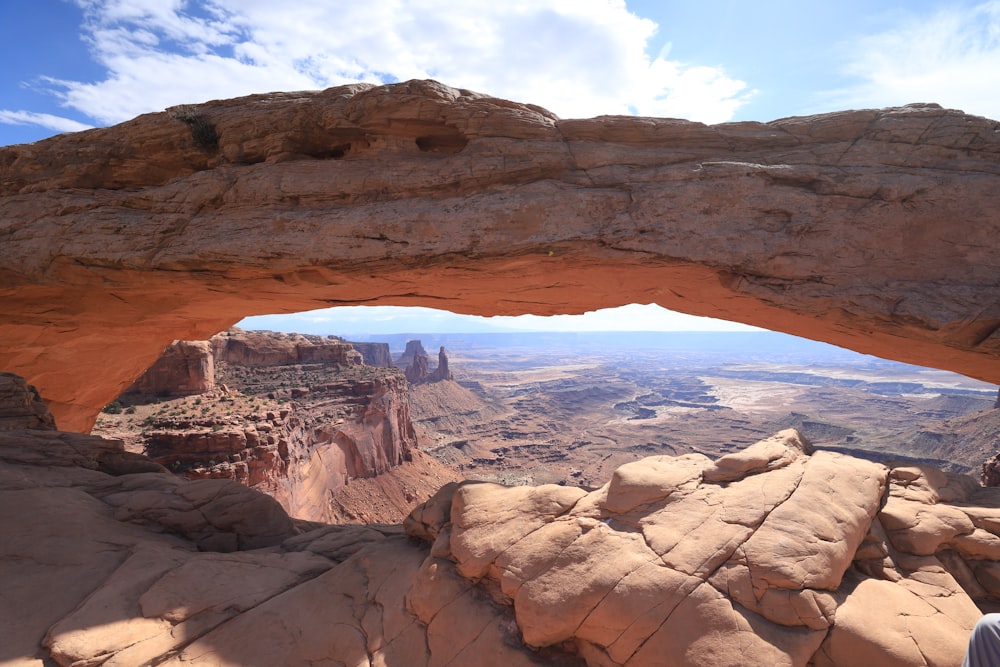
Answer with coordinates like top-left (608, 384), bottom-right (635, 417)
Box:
top-left (0, 110), bottom-right (94, 133)
top-left (49, 0), bottom-right (751, 125)
top-left (828, 1), bottom-right (1000, 119)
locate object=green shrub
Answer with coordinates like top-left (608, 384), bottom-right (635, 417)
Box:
top-left (102, 401), bottom-right (123, 414)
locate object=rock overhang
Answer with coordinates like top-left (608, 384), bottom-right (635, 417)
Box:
top-left (2, 79), bottom-right (1000, 432)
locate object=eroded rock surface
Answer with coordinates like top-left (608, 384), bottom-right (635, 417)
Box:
top-left (3, 81), bottom-right (1000, 431)
top-left (97, 328), bottom-right (430, 523)
top-left (0, 372), bottom-right (56, 431)
top-left (5, 374), bottom-right (998, 667)
top-left (212, 327), bottom-right (362, 368)
top-left (406, 429), bottom-right (991, 666)
top-left (0, 375), bottom-right (568, 667)
top-left (125, 340), bottom-right (216, 397)
top-left (349, 341), bottom-right (394, 367)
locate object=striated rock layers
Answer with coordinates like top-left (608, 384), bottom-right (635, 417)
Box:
top-left (3, 80), bottom-right (1000, 431)
top-left (117, 329), bottom-right (419, 523)
top-left (4, 375), bottom-right (999, 667)
top-left (124, 329), bottom-right (363, 399)
top-left (213, 328), bottom-right (362, 368)
top-left (125, 340), bottom-right (216, 397)
top-left (0, 372), bottom-right (56, 431)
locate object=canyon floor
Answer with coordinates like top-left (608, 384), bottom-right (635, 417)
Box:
top-left (403, 331), bottom-right (999, 489)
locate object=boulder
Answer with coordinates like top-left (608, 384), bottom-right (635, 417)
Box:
top-left (407, 428), bottom-right (996, 667)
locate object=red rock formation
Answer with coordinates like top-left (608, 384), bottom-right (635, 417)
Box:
top-left (0, 372), bottom-right (55, 431)
top-left (405, 350), bottom-right (431, 383)
top-left (119, 329), bottom-right (419, 523)
top-left (3, 81), bottom-right (1000, 431)
top-left (434, 346), bottom-right (453, 381)
top-left (397, 339), bottom-right (429, 371)
top-left (349, 341), bottom-right (394, 367)
top-left (407, 430), bottom-right (987, 666)
top-left (125, 340), bottom-right (215, 397)
top-left (5, 375), bottom-right (997, 667)
top-left (213, 327), bottom-right (362, 367)
top-left (400, 340), bottom-right (453, 384)
top-left (982, 452), bottom-right (1000, 486)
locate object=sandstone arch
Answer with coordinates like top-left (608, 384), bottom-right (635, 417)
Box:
top-left (2, 79), bottom-right (1000, 432)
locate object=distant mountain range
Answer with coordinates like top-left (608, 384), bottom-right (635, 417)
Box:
top-left (345, 330), bottom-right (876, 363)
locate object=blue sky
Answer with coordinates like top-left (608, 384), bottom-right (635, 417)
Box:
top-left (5, 0), bottom-right (999, 334)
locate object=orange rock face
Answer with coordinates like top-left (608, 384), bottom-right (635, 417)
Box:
top-left (2, 80), bottom-right (1000, 431)
top-left (125, 340), bottom-right (216, 396)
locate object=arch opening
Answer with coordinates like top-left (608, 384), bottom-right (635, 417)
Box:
top-left (92, 304), bottom-right (999, 504)
top-left (4, 81), bottom-right (1000, 438)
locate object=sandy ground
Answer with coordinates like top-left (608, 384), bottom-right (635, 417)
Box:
top-left (701, 377), bottom-right (809, 413)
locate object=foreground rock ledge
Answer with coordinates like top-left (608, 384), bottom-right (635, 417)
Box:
top-left (3, 373), bottom-right (999, 667)
top-left (3, 80), bottom-right (1000, 431)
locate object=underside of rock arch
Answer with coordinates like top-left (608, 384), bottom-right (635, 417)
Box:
top-left (2, 79), bottom-right (1000, 432)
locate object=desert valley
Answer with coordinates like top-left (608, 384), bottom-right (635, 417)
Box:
top-left (395, 330), bottom-right (1000, 484)
top-left (93, 327), bottom-right (1000, 507)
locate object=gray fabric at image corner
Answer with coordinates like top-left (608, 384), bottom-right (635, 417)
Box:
top-left (964, 614), bottom-right (1000, 667)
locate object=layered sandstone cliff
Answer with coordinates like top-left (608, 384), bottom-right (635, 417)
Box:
top-left (3, 81), bottom-right (1000, 431)
top-left (3, 373), bottom-right (997, 667)
top-left (99, 329), bottom-right (425, 523)
top-left (349, 341), bottom-right (394, 367)
top-left (396, 340), bottom-right (429, 371)
top-left (125, 340), bottom-right (215, 397)
top-left (213, 328), bottom-right (362, 367)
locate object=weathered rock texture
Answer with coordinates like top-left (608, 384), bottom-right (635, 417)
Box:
top-left (212, 328), bottom-right (362, 367)
top-left (111, 329), bottom-right (421, 523)
top-left (2, 80), bottom-right (1000, 431)
top-left (408, 430), bottom-right (991, 667)
top-left (3, 375), bottom-right (998, 667)
top-left (0, 375), bottom-right (547, 667)
top-left (126, 327), bottom-right (363, 400)
top-left (435, 346), bottom-right (453, 382)
top-left (0, 372), bottom-right (56, 431)
top-left (126, 340), bottom-right (215, 397)
top-left (349, 341), bottom-right (394, 367)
